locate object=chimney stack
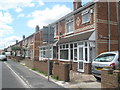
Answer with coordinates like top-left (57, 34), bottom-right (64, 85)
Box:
top-left (23, 35), bottom-right (25, 40)
top-left (35, 25), bottom-right (40, 32)
top-left (73, 0), bottom-right (82, 11)
top-left (16, 40), bottom-right (18, 44)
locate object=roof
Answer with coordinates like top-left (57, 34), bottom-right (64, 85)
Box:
top-left (50, 1), bottom-right (95, 25)
top-left (57, 31), bottom-right (94, 44)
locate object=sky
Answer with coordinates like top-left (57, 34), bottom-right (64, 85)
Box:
top-left (0, 0), bottom-right (91, 50)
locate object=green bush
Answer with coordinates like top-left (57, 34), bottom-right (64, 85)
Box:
top-left (32, 68), bottom-right (47, 76)
top-left (51, 75), bottom-right (59, 80)
top-left (2, 52), bottom-right (5, 55)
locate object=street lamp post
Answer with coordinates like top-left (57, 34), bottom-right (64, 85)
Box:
top-left (47, 25), bottom-right (50, 81)
top-left (42, 25), bottom-right (54, 81)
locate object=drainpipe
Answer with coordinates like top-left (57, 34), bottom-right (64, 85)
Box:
top-left (117, 1), bottom-right (120, 69)
top-left (107, 0), bottom-right (111, 52)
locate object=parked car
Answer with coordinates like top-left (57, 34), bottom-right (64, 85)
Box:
top-left (0, 55), bottom-right (7, 61)
top-left (92, 51), bottom-right (119, 80)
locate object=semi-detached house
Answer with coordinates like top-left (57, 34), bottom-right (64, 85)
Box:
top-left (9, 0), bottom-right (119, 75)
top-left (39, 0), bottom-right (118, 74)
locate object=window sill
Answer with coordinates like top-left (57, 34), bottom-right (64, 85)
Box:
top-left (84, 61), bottom-right (91, 63)
top-left (39, 58), bottom-right (53, 60)
top-left (82, 21), bottom-right (90, 25)
top-left (73, 60), bottom-right (78, 63)
top-left (59, 59), bottom-right (70, 62)
top-left (65, 32), bottom-right (74, 35)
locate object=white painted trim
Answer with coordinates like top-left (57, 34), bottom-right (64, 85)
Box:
top-left (64, 29), bottom-right (95, 38)
top-left (59, 59), bottom-right (71, 62)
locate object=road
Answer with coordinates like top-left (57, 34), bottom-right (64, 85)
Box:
top-left (1, 61), bottom-right (27, 88)
top-left (1, 60), bottom-right (64, 88)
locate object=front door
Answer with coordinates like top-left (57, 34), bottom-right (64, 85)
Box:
top-left (78, 46), bottom-right (84, 72)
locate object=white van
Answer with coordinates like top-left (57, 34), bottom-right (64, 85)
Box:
top-left (92, 51), bottom-right (119, 80)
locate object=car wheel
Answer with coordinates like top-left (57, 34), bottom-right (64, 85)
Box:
top-left (94, 76), bottom-right (101, 81)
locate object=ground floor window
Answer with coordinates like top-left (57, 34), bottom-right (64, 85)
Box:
top-left (59, 44), bottom-right (69, 60)
top-left (39, 46), bottom-right (57, 60)
top-left (60, 50), bottom-right (69, 60)
top-left (59, 41), bottom-right (95, 62)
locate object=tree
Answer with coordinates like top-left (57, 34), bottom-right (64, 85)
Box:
top-left (12, 46), bottom-right (21, 56)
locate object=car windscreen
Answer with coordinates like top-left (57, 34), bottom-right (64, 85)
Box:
top-left (94, 54), bottom-right (116, 62)
top-left (0, 55), bottom-right (6, 58)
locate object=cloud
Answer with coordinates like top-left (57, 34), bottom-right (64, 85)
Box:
top-left (0, 0), bottom-right (44, 10)
top-left (0, 12), bottom-right (13, 37)
top-left (28, 3), bottom-right (35, 7)
top-left (27, 5), bottom-right (72, 29)
top-left (18, 13), bottom-right (25, 17)
top-left (37, 0), bottom-right (44, 6)
top-left (0, 12), bottom-right (13, 24)
top-left (15, 7), bottom-right (23, 13)
top-left (0, 36), bottom-right (22, 49)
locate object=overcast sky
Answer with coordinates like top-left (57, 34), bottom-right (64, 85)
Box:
top-left (0, 0), bottom-right (91, 50)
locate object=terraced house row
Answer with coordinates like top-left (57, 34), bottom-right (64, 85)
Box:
top-left (7, 0), bottom-right (119, 77)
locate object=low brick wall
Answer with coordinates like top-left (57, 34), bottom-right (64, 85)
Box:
top-left (22, 59), bottom-right (34, 69)
top-left (11, 56), bottom-right (24, 62)
top-left (21, 59), bottom-right (70, 82)
top-left (72, 62), bottom-right (78, 72)
top-left (34, 60), bottom-right (48, 74)
top-left (101, 69), bottom-right (120, 88)
top-left (84, 63), bottom-right (92, 74)
top-left (52, 62), bottom-right (70, 82)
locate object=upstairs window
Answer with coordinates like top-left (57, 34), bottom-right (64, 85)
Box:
top-left (53, 25), bottom-right (56, 38)
top-left (66, 17), bottom-right (74, 34)
top-left (82, 9), bottom-right (90, 24)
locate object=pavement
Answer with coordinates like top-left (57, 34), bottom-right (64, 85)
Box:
top-left (6, 59), bottom-right (101, 88)
top-left (20, 60), bottom-right (101, 89)
top-left (5, 60), bottom-right (64, 88)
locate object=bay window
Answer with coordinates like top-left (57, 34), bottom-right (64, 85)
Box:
top-left (59, 44), bottom-right (69, 60)
top-left (39, 46), bottom-right (55, 60)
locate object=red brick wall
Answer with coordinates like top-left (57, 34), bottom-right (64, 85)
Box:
top-left (74, 7), bottom-right (94, 31)
top-left (84, 63), bottom-right (92, 74)
top-left (96, 2), bottom-right (118, 55)
top-left (72, 62), bottom-right (78, 72)
top-left (101, 69), bottom-right (120, 88)
top-left (52, 63), bottom-right (70, 82)
top-left (34, 31), bottom-right (41, 60)
top-left (34, 61), bottom-right (48, 74)
top-left (59, 20), bottom-right (65, 36)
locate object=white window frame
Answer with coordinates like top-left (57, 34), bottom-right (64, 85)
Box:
top-left (59, 42), bottom-right (78, 62)
top-left (65, 16), bottom-right (74, 34)
top-left (58, 41), bottom-right (95, 63)
top-left (59, 44), bottom-right (69, 61)
top-left (82, 9), bottom-right (90, 24)
top-left (39, 46), bottom-right (53, 61)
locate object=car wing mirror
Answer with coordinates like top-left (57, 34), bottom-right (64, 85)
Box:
top-left (118, 58), bottom-right (120, 61)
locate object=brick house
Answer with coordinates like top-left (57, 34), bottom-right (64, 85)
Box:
top-left (39, 0), bottom-right (118, 74)
top-left (10, 26), bottom-right (41, 61)
top-left (9, 0), bottom-right (119, 75)
top-left (22, 28), bottom-right (42, 61)
top-left (10, 40), bottom-right (23, 56)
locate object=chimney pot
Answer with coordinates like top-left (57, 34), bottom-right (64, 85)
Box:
top-left (73, 0), bottom-right (82, 10)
